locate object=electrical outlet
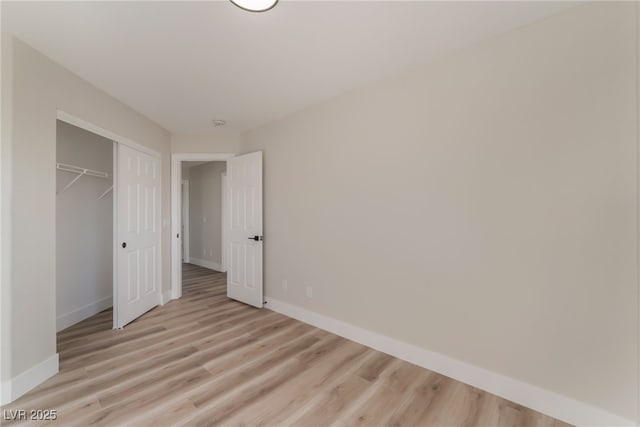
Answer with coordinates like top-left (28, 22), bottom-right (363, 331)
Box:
top-left (282, 280), bottom-right (288, 291)
top-left (306, 286), bottom-right (313, 299)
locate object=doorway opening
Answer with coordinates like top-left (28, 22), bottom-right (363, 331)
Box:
top-left (171, 152), bottom-right (264, 307)
top-left (181, 161), bottom-right (227, 274)
top-left (171, 154), bottom-right (234, 300)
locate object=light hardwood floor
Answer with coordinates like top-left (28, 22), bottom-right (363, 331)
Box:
top-left (2, 264), bottom-right (571, 427)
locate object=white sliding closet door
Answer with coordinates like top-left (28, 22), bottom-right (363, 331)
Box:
top-left (115, 144), bottom-right (161, 328)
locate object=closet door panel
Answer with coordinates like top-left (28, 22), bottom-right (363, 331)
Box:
top-left (116, 144), bottom-right (160, 328)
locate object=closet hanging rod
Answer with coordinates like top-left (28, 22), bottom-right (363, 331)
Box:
top-left (56, 163), bottom-right (111, 195)
top-left (56, 162), bottom-right (110, 179)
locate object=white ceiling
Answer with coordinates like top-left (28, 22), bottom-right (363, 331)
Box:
top-left (2, 1), bottom-right (576, 134)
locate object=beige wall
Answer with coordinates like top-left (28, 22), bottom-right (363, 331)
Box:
top-left (2, 35), bottom-right (171, 382)
top-left (188, 162), bottom-right (226, 266)
top-left (242, 2), bottom-right (638, 421)
top-left (56, 121), bottom-right (113, 331)
top-left (171, 130), bottom-right (242, 154)
top-left (1, 34), bottom-right (14, 397)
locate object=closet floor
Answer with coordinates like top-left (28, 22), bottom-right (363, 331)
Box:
top-left (1, 263), bottom-right (571, 426)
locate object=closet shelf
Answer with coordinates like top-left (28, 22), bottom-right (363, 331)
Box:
top-left (56, 162), bottom-right (111, 196)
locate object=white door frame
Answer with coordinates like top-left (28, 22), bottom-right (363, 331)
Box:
top-left (57, 111), bottom-right (161, 158)
top-left (181, 179), bottom-right (190, 263)
top-left (221, 172), bottom-right (228, 272)
top-left (171, 153), bottom-right (234, 300)
top-left (55, 110), bottom-right (162, 330)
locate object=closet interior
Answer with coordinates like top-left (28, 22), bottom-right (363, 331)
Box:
top-left (56, 120), bottom-right (114, 332)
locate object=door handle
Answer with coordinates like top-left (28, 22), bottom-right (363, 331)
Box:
top-left (248, 235), bottom-right (263, 241)
top-left (122, 242), bottom-right (127, 248)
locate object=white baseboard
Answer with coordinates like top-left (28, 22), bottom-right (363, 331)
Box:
top-left (189, 257), bottom-right (225, 273)
top-left (0, 378), bottom-right (11, 406)
top-left (0, 353), bottom-right (58, 405)
top-left (265, 297), bottom-right (635, 427)
top-left (56, 296), bottom-right (112, 332)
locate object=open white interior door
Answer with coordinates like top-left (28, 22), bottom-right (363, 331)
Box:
top-left (226, 151), bottom-right (263, 308)
top-left (115, 144), bottom-right (161, 328)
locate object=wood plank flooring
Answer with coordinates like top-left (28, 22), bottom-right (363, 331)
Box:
top-left (1, 264), bottom-right (571, 426)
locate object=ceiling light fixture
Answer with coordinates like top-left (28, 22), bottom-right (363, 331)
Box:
top-left (230, 0), bottom-right (278, 13)
top-left (212, 119), bottom-right (226, 127)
